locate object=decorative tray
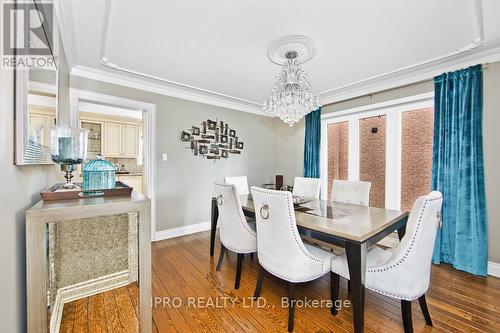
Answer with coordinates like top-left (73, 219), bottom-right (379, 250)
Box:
top-left (40, 181), bottom-right (133, 201)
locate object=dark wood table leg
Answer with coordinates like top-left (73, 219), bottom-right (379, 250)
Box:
top-left (397, 218), bottom-right (407, 241)
top-left (210, 197), bottom-right (219, 256)
top-left (345, 241), bottom-right (367, 333)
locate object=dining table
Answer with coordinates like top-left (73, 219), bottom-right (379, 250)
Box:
top-left (209, 194), bottom-right (409, 333)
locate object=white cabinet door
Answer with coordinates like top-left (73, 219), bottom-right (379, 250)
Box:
top-left (137, 128), bottom-right (144, 165)
top-left (122, 125), bottom-right (139, 157)
top-left (118, 175), bottom-right (143, 193)
top-left (104, 123), bottom-right (122, 157)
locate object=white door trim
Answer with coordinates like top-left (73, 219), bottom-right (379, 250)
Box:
top-left (69, 88), bottom-right (157, 241)
top-left (385, 111), bottom-right (402, 210)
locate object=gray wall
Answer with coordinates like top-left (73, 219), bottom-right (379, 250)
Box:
top-left (0, 11), bottom-right (71, 330)
top-left (322, 81), bottom-right (434, 115)
top-left (0, 68), bottom-right (59, 332)
top-left (273, 62), bottom-right (500, 263)
top-left (71, 76), bottom-right (276, 231)
top-left (273, 118), bottom-right (304, 186)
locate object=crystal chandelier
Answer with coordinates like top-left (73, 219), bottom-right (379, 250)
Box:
top-left (263, 50), bottom-right (320, 126)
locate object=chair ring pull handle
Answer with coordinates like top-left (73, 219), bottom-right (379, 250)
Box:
top-left (217, 195), bottom-right (224, 206)
top-left (260, 204), bottom-right (270, 220)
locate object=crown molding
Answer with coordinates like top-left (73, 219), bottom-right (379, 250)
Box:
top-left (319, 42), bottom-right (500, 105)
top-left (70, 65), bottom-right (270, 117)
top-left (72, 41), bottom-right (500, 118)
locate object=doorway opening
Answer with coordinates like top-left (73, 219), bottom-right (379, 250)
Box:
top-left (78, 102), bottom-right (144, 192)
top-left (69, 89), bottom-right (157, 239)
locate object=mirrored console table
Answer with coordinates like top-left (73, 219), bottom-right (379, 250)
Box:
top-left (26, 191), bottom-right (151, 333)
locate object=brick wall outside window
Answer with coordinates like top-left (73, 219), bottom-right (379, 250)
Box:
top-left (326, 109), bottom-right (434, 210)
top-left (327, 122), bottom-right (349, 200)
top-left (401, 108), bottom-right (434, 212)
top-left (360, 115), bottom-right (386, 208)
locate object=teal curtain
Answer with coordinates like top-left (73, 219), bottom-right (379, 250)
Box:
top-left (432, 65), bottom-right (488, 276)
top-left (303, 108), bottom-right (321, 178)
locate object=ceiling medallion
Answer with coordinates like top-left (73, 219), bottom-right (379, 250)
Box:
top-left (263, 35), bottom-right (320, 126)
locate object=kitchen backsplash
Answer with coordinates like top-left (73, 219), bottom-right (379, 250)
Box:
top-left (108, 157), bottom-right (143, 174)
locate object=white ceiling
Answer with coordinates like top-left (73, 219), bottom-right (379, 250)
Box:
top-left (63, 0), bottom-right (500, 111)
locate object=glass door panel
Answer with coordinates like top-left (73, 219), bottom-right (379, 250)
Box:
top-left (327, 122), bottom-right (349, 200)
top-left (401, 108), bottom-right (434, 211)
top-left (359, 115), bottom-right (386, 208)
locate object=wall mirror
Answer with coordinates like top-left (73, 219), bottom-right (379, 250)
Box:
top-left (14, 0), bottom-right (62, 165)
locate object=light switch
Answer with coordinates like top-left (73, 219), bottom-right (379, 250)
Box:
top-left (162, 153), bottom-right (168, 161)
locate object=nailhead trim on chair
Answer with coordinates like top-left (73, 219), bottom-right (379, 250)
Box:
top-left (252, 187), bottom-right (328, 280)
top-left (259, 261), bottom-right (329, 283)
top-left (332, 196), bottom-right (442, 301)
top-left (367, 197), bottom-right (441, 274)
top-left (222, 242), bottom-right (256, 255)
top-left (366, 196), bottom-right (442, 300)
top-left (364, 286), bottom-right (419, 301)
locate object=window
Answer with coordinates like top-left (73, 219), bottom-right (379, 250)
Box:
top-left (320, 93), bottom-right (434, 211)
top-left (327, 121), bottom-right (349, 200)
top-left (400, 108), bottom-right (434, 211)
top-left (359, 115), bottom-right (386, 208)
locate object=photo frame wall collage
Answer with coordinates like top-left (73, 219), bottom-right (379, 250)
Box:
top-left (180, 119), bottom-right (244, 160)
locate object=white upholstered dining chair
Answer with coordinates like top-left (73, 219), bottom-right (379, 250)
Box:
top-left (292, 177), bottom-right (321, 199)
top-left (213, 183), bottom-right (257, 289)
top-left (251, 186), bottom-right (334, 332)
top-left (224, 176), bottom-right (249, 195)
top-left (330, 191), bottom-right (443, 333)
top-left (331, 180), bottom-right (371, 206)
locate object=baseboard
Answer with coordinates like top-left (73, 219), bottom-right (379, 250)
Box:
top-left (50, 271), bottom-right (130, 333)
top-left (154, 221), bottom-right (211, 241)
top-left (488, 261), bottom-right (500, 278)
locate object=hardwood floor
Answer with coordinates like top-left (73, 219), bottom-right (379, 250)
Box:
top-left (60, 283), bottom-right (139, 333)
top-left (62, 231), bottom-right (500, 332)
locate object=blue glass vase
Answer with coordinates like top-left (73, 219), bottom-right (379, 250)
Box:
top-left (82, 154), bottom-right (116, 190)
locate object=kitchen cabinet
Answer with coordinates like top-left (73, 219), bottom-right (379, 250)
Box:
top-left (137, 128), bottom-right (144, 166)
top-left (104, 122), bottom-right (123, 157)
top-left (79, 113), bottom-right (141, 159)
top-left (118, 175), bottom-right (143, 193)
top-left (123, 125), bottom-right (139, 157)
top-left (103, 122), bottom-right (140, 158)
